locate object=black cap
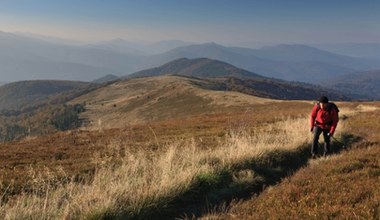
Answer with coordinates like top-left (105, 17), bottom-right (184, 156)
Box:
top-left (319, 96), bottom-right (329, 103)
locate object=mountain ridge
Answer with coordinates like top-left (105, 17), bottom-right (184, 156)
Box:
top-left (2, 31), bottom-right (379, 83)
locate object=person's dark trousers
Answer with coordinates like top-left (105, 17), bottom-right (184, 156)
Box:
top-left (311, 126), bottom-right (331, 156)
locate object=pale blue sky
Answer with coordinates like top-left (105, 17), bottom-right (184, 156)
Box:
top-left (0, 0), bottom-right (379, 45)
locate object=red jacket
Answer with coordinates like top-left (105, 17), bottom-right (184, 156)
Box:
top-left (310, 104), bottom-right (339, 134)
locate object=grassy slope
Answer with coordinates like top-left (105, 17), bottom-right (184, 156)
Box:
top-left (0, 104), bottom-right (317, 219)
top-left (0, 87), bottom-right (320, 219)
top-left (70, 75), bottom-right (348, 130)
top-left (205, 104), bottom-right (380, 219)
top-left (70, 75), bottom-right (277, 129)
top-left (0, 99), bottom-right (312, 195)
top-left (1, 77), bottom-right (377, 219)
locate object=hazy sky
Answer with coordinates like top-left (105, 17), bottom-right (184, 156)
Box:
top-left (0, 0), bottom-right (379, 45)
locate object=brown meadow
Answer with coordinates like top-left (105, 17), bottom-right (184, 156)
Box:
top-left (0, 80), bottom-right (378, 219)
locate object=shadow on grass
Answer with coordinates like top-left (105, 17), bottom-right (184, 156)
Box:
top-left (314, 133), bottom-right (362, 157)
top-left (330, 133), bottom-right (362, 154)
top-left (101, 133), bottom-right (360, 220)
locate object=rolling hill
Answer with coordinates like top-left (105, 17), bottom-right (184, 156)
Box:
top-left (127, 57), bottom-right (264, 79)
top-left (70, 75), bottom-right (274, 129)
top-left (71, 73), bottom-right (347, 130)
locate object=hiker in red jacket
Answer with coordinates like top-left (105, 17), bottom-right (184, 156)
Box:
top-left (310, 96), bottom-right (339, 158)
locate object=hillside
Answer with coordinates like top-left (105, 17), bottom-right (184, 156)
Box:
top-left (323, 70), bottom-right (380, 100)
top-left (92, 74), bottom-right (120, 84)
top-left (71, 74), bottom-right (347, 130)
top-left (70, 75), bottom-right (276, 129)
top-left (0, 80), bottom-right (92, 110)
top-left (1, 97), bottom-right (378, 219)
top-left (206, 104), bottom-right (380, 219)
top-left (213, 77), bottom-right (347, 100)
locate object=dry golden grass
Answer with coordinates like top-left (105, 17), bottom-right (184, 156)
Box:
top-left (1, 99), bottom-right (374, 219)
top-left (0, 101), bottom-right (311, 194)
top-left (0, 100), bottom-right (316, 219)
top-left (201, 103), bottom-right (380, 220)
top-left (208, 146), bottom-right (380, 220)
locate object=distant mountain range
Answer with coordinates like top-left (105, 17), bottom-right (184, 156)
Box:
top-left (89, 38), bottom-right (193, 55)
top-left (0, 31), bottom-right (137, 81)
top-left (1, 31), bottom-right (379, 100)
top-left (1, 31), bottom-right (380, 84)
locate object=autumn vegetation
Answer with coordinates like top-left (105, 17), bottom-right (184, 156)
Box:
top-left (202, 103), bottom-right (380, 220)
top-left (0, 76), bottom-right (378, 219)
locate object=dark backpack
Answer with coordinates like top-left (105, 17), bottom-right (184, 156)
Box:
top-left (316, 102), bottom-right (339, 115)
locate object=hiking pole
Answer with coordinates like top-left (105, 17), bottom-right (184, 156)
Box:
top-left (330, 135), bottom-right (346, 149)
